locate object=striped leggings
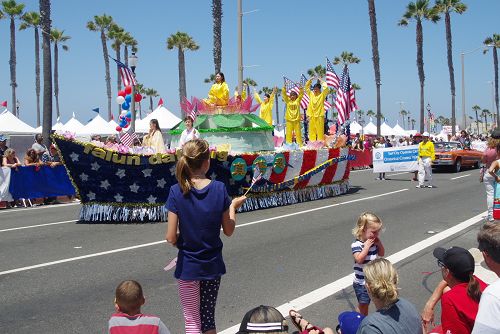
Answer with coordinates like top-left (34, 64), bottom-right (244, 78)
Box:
top-left (178, 278), bottom-right (221, 334)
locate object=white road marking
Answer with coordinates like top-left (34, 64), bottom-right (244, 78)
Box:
top-left (386, 171), bottom-right (413, 177)
top-left (0, 189), bottom-right (408, 276)
top-left (0, 201), bottom-right (80, 214)
top-left (451, 174), bottom-right (470, 180)
top-left (0, 220), bottom-right (78, 233)
top-left (219, 211), bottom-right (487, 334)
top-left (350, 168), bottom-right (372, 173)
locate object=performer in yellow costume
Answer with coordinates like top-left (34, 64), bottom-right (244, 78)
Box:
top-left (254, 87), bottom-right (276, 126)
top-left (282, 85), bottom-right (304, 146)
top-left (204, 72), bottom-right (229, 107)
top-left (305, 78), bottom-right (331, 141)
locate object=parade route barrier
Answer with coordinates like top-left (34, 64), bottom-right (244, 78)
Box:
top-left (349, 149), bottom-right (372, 169)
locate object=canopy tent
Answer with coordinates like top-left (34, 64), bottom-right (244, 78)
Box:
top-left (80, 114), bottom-right (118, 135)
top-left (61, 117), bottom-right (84, 133)
top-left (136, 105), bottom-right (181, 133)
top-left (0, 110), bottom-right (36, 134)
top-left (363, 121), bottom-right (377, 135)
top-left (349, 120), bottom-right (362, 134)
top-left (52, 121), bottom-right (64, 131)
top-left (109, 119), bottom-right (119, 130)
top-left (380, 122), bottom-right (395, 136)
top-left (392, 123), bottom-right (407, 137)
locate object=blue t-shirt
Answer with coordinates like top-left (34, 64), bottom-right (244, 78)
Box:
top-left (166, 180), bottom-right (231, 280)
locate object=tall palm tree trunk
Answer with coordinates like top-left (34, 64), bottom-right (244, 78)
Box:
top-left (368, 0), bottom-right (382, 136)
top-left (124, 45), bottom-right (128, 68)
top-left (100, 30), bottom-right (112, 120)
top-left (54, 42), bottom-right (60, 119)
top-left (33, 28), bottom-right (41, 126)
top-left (493, 47), bottom-right (499, 128)
top-left (444, 11), bottom-right (456, 136)
top-left (9, 17), bottom-right (17, 116)
top-left (149, 96), bottom-right (153, 112)
top-left (40, 0), bottom-right (52, 148)
top-left (212, 0), bottom-right (222, 73)
top-left (484, 114), bottom-right (488, 132)
top-left (178, 47), bottom-right (187, 114)
top-left (116, 45), bottom-right (121, 115)
top-left (416, 19), bottom-right (425, 133)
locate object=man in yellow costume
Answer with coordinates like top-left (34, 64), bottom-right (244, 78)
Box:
top-left (204, 72), bottom-right (229, 107)
top-left (282, 85), bottom-right (304, 146)
top-left (305, 78), bottom-right (331, 141)
top-left (253, 87), bottom-right (277, 126)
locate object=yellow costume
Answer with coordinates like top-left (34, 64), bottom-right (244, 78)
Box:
top-left (234, 89), bottom-right (247, 100)
top-left (418, 141), bottom-right (435, 160)
top-left (254, 92), bottom-right (275, 126)
top-left (282, 86), bottom-right (304, 146)
top-left (205, 82), bottom-right (229, 106)
top-left (142, 130), bottom-right (165, 153)
top-left (305, 79), bottom-right (331, 141)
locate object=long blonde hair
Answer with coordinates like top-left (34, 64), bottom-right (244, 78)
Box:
top-left (352, 212), bottom-right (383, 240)
top-left (364, 258), bottom-right (399, 306)
top-left (176, 139), bottom-right (210, 195)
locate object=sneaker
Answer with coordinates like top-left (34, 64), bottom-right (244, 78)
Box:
top-left (376, 177), bottom-right (381, 180)
top-left (416, 185), bottom-right (423, 188)
top-left (426, 185), bottom-right (434, 188)
top-left (381, 178), bottom-right (386, 180)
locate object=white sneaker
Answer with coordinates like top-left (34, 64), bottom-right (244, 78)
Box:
top-left (416, 185), bottom-right (423, 188)
top-left (427, 185), bottom-right (434, 188)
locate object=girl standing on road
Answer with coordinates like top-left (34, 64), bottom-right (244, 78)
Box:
top-left (351, 212), bottom-right (385, 316)
top-left (165, 139), bottom-right (246, 334)
top-left (484, 140), bottom-right (500, 221)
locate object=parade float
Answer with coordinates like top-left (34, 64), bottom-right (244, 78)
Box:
top-left (53, 92), bottom-right (356, 222)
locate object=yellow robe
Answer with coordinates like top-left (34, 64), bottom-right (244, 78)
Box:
top-left (142, 130), bottom-right (165, 153)
top-left (305, 79), bottom-right (331, 141)
top-left (206, 82), bottom-right (229, 106)
top-left (418, 141), bottom-right (435, 160)
top-left (282, 86), bottom-right (304, 146)
top-left (254, 92), bottom-right (275, 125)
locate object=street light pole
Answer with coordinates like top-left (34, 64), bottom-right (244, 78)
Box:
top-left (426, 103), bottom-right (431, 133)
top-left (237, 0), bottom-right (243, 95)
top-left (128, 52), bottom-right (138, 133)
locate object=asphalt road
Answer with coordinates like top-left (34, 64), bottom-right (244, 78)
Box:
top-left (0, 167), bottom-right (493, 333)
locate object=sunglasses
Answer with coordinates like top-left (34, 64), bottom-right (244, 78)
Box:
top-left (437, 260), bottom-right (446, 268)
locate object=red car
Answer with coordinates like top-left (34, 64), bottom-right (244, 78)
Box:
top-left (432, 141), bottom-right (482, 172)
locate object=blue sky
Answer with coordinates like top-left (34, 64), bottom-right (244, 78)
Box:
top-left (0, 0), bottom-right (498, 128)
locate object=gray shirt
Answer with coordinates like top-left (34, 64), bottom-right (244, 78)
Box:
top-left (32, 142), bottom-right (47, 154)
top-left (356, 298), bottom-right (422, 334)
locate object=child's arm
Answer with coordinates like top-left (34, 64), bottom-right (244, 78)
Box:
top-left (375, 238), bottom-right (385, 257)
top-left (166, 211), bottom-right (179, 246)
top-left (421, 279), bottom-right (449, 329)
top-left (221, 196), bottom-right (247, 237)
top-left (353, 238), bottom-right (375, 264)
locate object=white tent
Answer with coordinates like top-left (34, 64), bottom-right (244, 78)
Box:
top-left (380, 122), bottom-right (395, 136)
top-left (363, 121), bottom-right (377, 135)
top-left (52, 121), bottom-right (64, 131)
top-left (349, 120), bottom-right (362, 134)
top-left (80, 114), bottom-right (118, 135)
top-left (109, 119), bottom-right (119, 130)
top-left (0, 110), bottom-right (36, 134)
top-left (392, 123), bottom-right (407, 137)
top-left (136, 105), bottom-right (181, 133)
top-left (61, 117), bottom-right (84, 133)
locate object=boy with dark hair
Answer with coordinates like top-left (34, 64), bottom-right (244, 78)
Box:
top-left (108, 280), bottom-right (170, 334)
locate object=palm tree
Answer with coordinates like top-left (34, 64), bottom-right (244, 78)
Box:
top-left (167, 31), bottom-right (200, 114)
top-left (333, 51), bottom-right (361, 67)
top-left (109, 24), bottom-right (125, 94)
top-left (87, 14), bottom-right (114, 120)
top-left (411, 118), bottom-right (416, 129)
top-left (481, 109), bottom-right (490, 132)
top-left (204, 74), bottom-right (216, 84)
top-left (472, 104), bottom-right (481, 134)
top-left (367, 0), bottom-right (382, 136)
top-left (212, 0), bottom-right (222, 73)
top-left (435, 0), bottom-right (467, 136)
top-left (122, 31), bottom-right (137, 67)
top-left (50, 28), bottom-right (70, 120)
top-left (399, 0), bottom-right (440, 133)
top-left (19, 11), bottom-right (41, 126)
top-left (134, 83), bottom-right (145, 118)
top-left (307, 65), bottom-right (326, 79)
top-left (437, 115), bottom-right (446, 130)
top-left (144, 88), bottom-right (158, 112)
top-left (357, 109), bottom-right (364, 123)
top-left (366, 109), bottom-right (376, 121)
top-left (484, 34), bottom-right (500, 128)
top-left (400, 109), bottom-right (408, 128)
top-left (2, 0), bottom-right (25, 117)
top-left (40, 0), bottom-right (52, 148)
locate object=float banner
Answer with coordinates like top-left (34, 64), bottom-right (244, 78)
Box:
top-left (372, 145), bottom-right (418, 173)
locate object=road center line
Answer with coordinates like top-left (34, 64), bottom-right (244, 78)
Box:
top-left (219, 211), bottom-right (487, 334)
top-left (0, 188), bottom-right (408, 276)
top-left (0, 220), bottom-right (78, 233)
top-left (451, 174), bottom-right (470, 180)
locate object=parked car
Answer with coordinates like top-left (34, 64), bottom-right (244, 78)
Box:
top-left (432, 141), bottom-right (482, 172)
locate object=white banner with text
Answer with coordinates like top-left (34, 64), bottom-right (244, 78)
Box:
top-left (372, 145), bottom-right (419, 173)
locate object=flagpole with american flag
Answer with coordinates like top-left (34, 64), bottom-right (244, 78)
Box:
top-left (243, 167), bottom-right (262, 196)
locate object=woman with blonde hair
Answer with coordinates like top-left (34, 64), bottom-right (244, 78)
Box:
top-left (357, 258), bottom-right (422, 334)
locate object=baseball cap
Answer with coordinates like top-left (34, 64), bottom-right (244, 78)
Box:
top-left (336, 311), bottom-right (365, 334)
top-left (236, 305), bottom-right (288, 334)
top-left (491, 128), bottom-right (500, 139)
top-left (0, 134), bottom-right (6, 141)
top-left (414, 133), bottom-right (422, 137)
top-left (433, 246), bottom-right (475, 281)
top-left (422, 132), bottom-right (430, 137)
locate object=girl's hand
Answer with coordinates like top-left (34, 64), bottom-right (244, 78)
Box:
top-left (496, 176), bottom-right (500, 183)
top-left (231, 196), bottom-right (247, 210)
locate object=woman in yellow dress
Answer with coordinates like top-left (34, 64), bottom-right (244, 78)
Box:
top-left (142, 119), bottom-right (165, 153)
top-left (205, 72), bottom-right (229, 107)
top-left (305, 78), bottom-right (331, 141)
top-left (253, 87), bottom-right (276, 126)
top-left (282, 85), bottom-right (304, 146)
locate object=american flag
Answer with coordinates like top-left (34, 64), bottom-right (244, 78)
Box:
top-left (326, 57), bottom-right (340, 90)
top-left (335, 65), bottom-right (358, 124)
top-left (188, 101), bottom-right (198, 122)
top-left (110, 56), bottom-right (137, 87)
top-left (120, 132), bottom-right (139, 147)
top-left (243, 167), bottom-right (263, 196)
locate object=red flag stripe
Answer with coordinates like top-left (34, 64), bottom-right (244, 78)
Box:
top-left (320, 148), bottom-right (340, 185)
top-left (294, 150), bottom-right (317, 189)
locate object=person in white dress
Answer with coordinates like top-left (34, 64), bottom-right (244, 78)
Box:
top-left (179, 117), bottom-right (200, 148)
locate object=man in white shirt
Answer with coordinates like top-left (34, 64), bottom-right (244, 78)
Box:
top-left (472, 222), bottom-right (500, 333)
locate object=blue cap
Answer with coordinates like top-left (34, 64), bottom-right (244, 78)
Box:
top-left (336, 311), bottom-right (364, 334)
top-left (0, 134), bottom-right (6, 141)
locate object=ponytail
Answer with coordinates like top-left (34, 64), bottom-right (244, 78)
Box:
top-left (466, 274), bottom-right (482, 303)
top-left (175, 139), bottom-right (210, 196)
top-left (176, 155), bottom-right (193, 195)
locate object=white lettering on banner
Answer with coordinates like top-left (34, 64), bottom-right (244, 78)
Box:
top-left (373, 145), bottom-right (419, 173)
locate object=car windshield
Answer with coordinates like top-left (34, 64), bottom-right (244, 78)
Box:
top-left (435, 142), bottom-right (462, 151)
